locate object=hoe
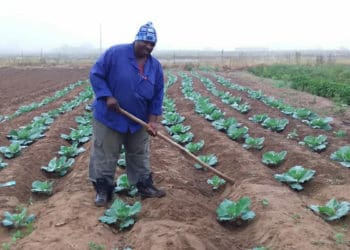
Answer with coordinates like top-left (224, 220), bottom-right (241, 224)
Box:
top-left (120, 108), bottom-right (235, 184)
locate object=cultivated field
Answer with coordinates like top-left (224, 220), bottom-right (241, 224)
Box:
top-left (0, 65), bottom-right (350, 250)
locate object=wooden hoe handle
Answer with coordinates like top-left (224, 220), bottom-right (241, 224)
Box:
top-left (119, 108), bottom-right (235, 184)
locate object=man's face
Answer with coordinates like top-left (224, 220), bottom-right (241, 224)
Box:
top-left (135, 40), bottom-right (155, 58)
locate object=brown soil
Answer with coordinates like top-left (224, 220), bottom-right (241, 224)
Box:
top-left (0, 66), bottom-right (350, 250)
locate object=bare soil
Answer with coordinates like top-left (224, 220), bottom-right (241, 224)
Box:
top-left (0, 66), bottom-right (350, 250)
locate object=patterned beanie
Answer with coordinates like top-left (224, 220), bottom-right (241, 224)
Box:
top-left (135, 22), bottom-right (157, 44)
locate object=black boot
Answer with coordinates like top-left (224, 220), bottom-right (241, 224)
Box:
top-left (93, 178), bottom-right (114, 207)
top-left (136, 173), bottom-right (166, 199)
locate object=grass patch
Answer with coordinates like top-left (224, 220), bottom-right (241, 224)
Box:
top-left (248, 64), bottom-right (350, 104)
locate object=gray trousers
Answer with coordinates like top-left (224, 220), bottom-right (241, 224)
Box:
top-left (89, 118), bottom-right (150, 186)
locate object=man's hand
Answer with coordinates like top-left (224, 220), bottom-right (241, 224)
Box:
top-left (146, 121), bottom-right (159, 136)
top-left (106, 96), bottom-right (120, 112)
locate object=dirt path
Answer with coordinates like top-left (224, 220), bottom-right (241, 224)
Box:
top-left (0, 66), bottom-right (349, 250)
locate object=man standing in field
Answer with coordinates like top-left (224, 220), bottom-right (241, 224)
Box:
top-left (88, 22), bottom-right (166, 207)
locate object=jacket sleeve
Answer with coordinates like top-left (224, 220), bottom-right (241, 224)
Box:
top-left (89, 49), bottom-right (113, 100)
top-left (149, 64), bottom-right (164, 116)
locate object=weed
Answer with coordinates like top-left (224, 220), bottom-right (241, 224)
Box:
top-left (334, 129), bottom-right (347, 138)
top-left (1, 243), bottom-right (11, 250)
top-left (88, 241), bottom-right (106, 250)
top-left (273, 80), bottom-right (288, 88)
top-left (287, 129), bottom-right (299, 140)
top-left (334, 233), bottom-right (345, 244)
top-left (261, 199), bottom-right (269, 208)
top-left (291, 213), bottom-right (301, 223)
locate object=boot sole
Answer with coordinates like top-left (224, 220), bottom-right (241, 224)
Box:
top-left (95, 201), bottom-right (108, 207)
top-left (140, 191), bottom-right (166, 199)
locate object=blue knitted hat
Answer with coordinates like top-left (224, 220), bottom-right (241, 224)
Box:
top-left (135, 22), bottom-right (157, 44)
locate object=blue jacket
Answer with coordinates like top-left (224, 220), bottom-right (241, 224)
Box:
top-left (90, 43), bottom-right (164, 133)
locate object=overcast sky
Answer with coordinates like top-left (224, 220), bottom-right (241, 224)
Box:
top-left (1, 0), bottom-right (349, 53)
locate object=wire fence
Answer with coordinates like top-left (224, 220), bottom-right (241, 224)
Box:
top-left (1, 49), bottom-right (350, 68)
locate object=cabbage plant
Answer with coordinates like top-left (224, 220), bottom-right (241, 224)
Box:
top-left (75, 115), bottom-right (91, 125)
top-left (114, 174), bottom-right (138, 197)
top-left (262, 118), bottom-right (289, 132)
top-left (99, 199), bottom-right (141, 230)
top-left (243, 137), bottom-right (265, 150)
top-left (330, 146), bottom-right (350, 168)
top-left (195, 101), bottom-right (216, 115)
top-left (249, 114), bottom-right (269, 124)
top-left (222, 95), bottom-right (241, 105)
top-left (0, 142), bottom-right (22, 159)
top-left (207, 175), bottom-right (226, 190)
top-left (216, 197), bottom-right (255, 223)
top-left (262, 151), bottom-right (287, 167)
top-left (58, 143), bottom-right (85, 158)
top-left (61, 124), bottom-right (92, 144)
top-left (280, 105), bottom-right (295, 115)
top-left (31, 180), bottom-right (54, 195)
top-left (212, 117), bottom-right (241, 131)
top-left (172, 132), bottom-right (194, 144)
top-left (162, 98), bottom-right (176, 112)
top-left (0, 157), bottom-right (8, 169)
top-left (161, 112), bottom-right (185, 126)
top-left (304, 117), bottom-right (333, 131)
top-left (231, 102), bottom-right (251, 114)
top-left (7, 126), bottom-right (45, 146)
top-left (204, 110), bottom-right (225, 121)
top-left (194, 154), bottom-right (218, 170)
top-left (227, 126), bottom-right (249, 141)
top-left (248, 89), bottom-right (264, 100)
top-left (292, 108), bottom-right (316, 120)
top-left (299, 135), bottom-right (328, 152)
top-left (274, 165), bottom-right (315, 190)
top-left (41, 156), bottom-right (75, 176)
top-left (2, 208), bottom-right (35, 228)
top-left (309, 198), bottom-right (350, 221)
top-left (185, 140), bottom-right (204, 153)
top-left (165, 124), bottom-right (191, 135)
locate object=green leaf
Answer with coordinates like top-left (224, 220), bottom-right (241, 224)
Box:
top-left (249, 114), bottom-right (269, 123)
top-left (119, 218), bottom-right (135, 229)
top-left (165, 124), bottom-right (191, 135)
top-left (274, 165), bottom-right (315, 190)
top-left (212, 117), bottom-right (241, 131)
top-left (1, 208), bottom-right (35, 228)
top-left (31, 180), bottom-right (53, 195)
top-left (99, 199), bottom-right (141, 230)
top-left (262, 151), bottom-right (287, 166)
top-left (262, 118), bottom-right (289, 132)
top-left (301, 135), bottom-right (328, 152)
top-left (309, 198), bottom-right (350, 221)
top-left (216, 197), bottom-right (255, 222)
top-left (207, 175), bottom-right (226, 190)
top-left (241, 211), bottom-right (256, 220)
top-left (330, 146), bottom-right (350, 168)
top-left (185, 140), bottom-right (204, 153)
top-left (243, 137), bottom-right (265, 150)
top-left (172, 132), bottom-right (194, 144)
top-left (227, 126), bottom-right (249, 140)
top-left (0, 181), bottom-right (16, 188)
top-left (99, 215), bottom-right (117, 224)
top-left (194, 154), bottom-right (218, 170)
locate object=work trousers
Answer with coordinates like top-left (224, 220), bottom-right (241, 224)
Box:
top-left (89, 118), bottom-right (150, 186)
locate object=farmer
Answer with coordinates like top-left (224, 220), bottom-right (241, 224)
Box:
top-left (88, 22), bottom-right (166, 207)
